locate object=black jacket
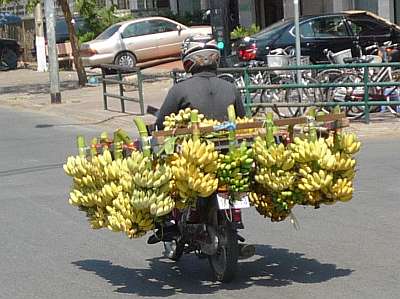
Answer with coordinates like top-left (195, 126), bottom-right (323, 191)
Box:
top-left (155, 72), bottom-right (245, 129)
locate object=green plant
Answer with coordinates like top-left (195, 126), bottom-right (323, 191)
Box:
top-left (231, 24), bottom-right (261, 40)
top-left (76, 0), bottom-right (132, 43)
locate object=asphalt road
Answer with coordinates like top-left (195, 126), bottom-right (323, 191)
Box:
top-left (1, 107), bottom-right (399, 299)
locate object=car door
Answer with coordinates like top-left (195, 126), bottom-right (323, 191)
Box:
top-left (121, 21), bottom-right (159, 61)
top-left (147, 19), bottom-right (184, 58)
top-left (345, 14), bottom-right (392, 49)
top-left (299, 16), bottom-right (353, 63)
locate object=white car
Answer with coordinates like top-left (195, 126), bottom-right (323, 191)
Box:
top-left (80, 16), bottom-right (212, 67)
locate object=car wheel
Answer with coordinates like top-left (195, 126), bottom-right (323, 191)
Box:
top-left (2, 47), bottom-right (18, 70)
top-left (115, 52), bottom-right (136, 68)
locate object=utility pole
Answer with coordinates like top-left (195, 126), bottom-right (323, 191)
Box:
top-left (44, 0), bottom-right (61, 103)
top-left (210, 0), bottom-right (231, 66)
top-left (34, 3), bottom-right (47, 72)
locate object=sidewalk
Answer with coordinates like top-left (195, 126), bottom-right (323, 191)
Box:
top-left (0, 60), bottom-right (183, 134)
top-left (1, 60), bottom-right (400, 139)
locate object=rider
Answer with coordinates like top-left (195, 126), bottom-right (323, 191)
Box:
top-left (155, 34), bottom-right (245, 130)
top-left (148, 35), bottom-right (246, 245)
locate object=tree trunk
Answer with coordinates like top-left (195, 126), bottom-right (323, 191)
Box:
top-left (58, 0), bottom-right (87, 86)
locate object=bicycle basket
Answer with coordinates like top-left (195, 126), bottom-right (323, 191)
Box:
top-left (331, 49), bottom-right (352, 64)
top-left (288, 56), bottom-right (310, 66)
top-left (265, 54), bottom-right (291, 67)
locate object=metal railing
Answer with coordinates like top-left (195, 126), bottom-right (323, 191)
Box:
top-left (219, 62), bottom-right (400, 123)
top-left (100, 64), bottom-right (145, 115)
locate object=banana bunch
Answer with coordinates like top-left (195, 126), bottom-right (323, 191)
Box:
top-left (64, 149), bottom-right (170, 239)
top-left (218, 141), bottom-right (253, 192)
top-left (297, 169), bottom-right (334, 193)
top-left (86, 206), bottom-right (108, 229)
top-left (131, 189), bottom-right (174, 217)
top-left (333, 152), bottom-right (356, 171)
top-left (163, 108), bottom-right (203, 130)
top-left (126, 151), bottom-right (175, 217)
top-left (170, 138), bottom-right (219, 203)
top-left (253, 137), bottom-right (295, 170)
top-left (255, 169), bottom-right (296, 192)
top-left (318, 151), bottom-right (337, 171)
top-left (329, 178), bottom-right (353, 202)
top-left (106, 192), bottom-right (155, 238)
top-left (336, 132), bottom-right (362, 155)
top-left (63, 155), bottom-right (93, 178)
top-left (236, 116), bottom-right (257, 135)
top-left (290, 137), bottom-right (330, 163)
top-left (163, 108), bottom-right (220, 131)
top-left (248, 191), bottom-right (295, 222)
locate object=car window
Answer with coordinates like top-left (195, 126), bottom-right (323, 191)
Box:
top-left (253, 19), bottom-right (292, 39)
top-left (96, 24), bottom-right (121, 40)
top-left (299, 21), bottom-right (314, 37)
top-left (308, 17), bottom-right (349, 38)
top-left (122, 21), bottom-right (151, 38)
top-left (347, 17), bottom-right (390, 36)
top-left (148, 20), bottom-right (178, 34)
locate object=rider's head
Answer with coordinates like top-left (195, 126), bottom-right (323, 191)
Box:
top-left (181, 35), bottom-right (220, 74)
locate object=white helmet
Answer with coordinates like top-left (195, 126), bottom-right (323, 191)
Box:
top-left (181, 35), bottom-right (220, 73)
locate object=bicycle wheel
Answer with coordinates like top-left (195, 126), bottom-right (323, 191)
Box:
top-left (315, 69), bottom-right (342, 112)
top-left (326, 73), bottom-right (366, 119)
top-left (386, 69), bottom-right (400, 113)
top-left (277, 76), bottom-right (324, 118)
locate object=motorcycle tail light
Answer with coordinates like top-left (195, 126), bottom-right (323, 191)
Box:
top-left (231, 209), bottom-right (242, 223)
top-left (239, 43), bottom-right (257, 61)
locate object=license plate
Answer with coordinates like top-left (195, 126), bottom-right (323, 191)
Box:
top-left (217, 193), bottom-right (250, 210)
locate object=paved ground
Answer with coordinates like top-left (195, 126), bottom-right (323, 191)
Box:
top-left (0, 107), bottom-right (399, 299)
top-left (1, 60), bottom-right (400, 139)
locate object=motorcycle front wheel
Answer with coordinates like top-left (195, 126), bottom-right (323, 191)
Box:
top-left (208, 222), bottom-right (239, 282)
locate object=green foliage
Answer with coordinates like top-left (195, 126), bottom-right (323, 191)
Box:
top-left (76, 0), bottom-right (132, 43)
top-left (25, 0), bottom-right (40, 14)
top-left (0, 0), bottom-right (39, 13)
top-left (231, 24), bottom-right (261, 40)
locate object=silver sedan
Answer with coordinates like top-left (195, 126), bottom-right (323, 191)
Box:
top-left (80, 16), bottom-right (212, 67)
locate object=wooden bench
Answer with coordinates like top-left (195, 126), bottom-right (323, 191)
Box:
top-left (46, 42), bottom-right (74, 69)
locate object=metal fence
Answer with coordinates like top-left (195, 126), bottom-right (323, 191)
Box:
top-left (171, 62), bottom-right (400, 123)
top-left (100, 64), bottom-right (145, 115)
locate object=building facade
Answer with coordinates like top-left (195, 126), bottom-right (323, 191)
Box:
top-left (238, 0), bottom-right (399, 28)
top-left (2, 0), bottom-right (400, 26)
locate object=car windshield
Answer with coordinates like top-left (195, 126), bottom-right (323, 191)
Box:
top-left (252, 19), bottom-right (292, 38)
top-left (96, 24), bottom-right (121, 40)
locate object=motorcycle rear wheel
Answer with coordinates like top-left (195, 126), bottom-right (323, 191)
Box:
top-left (208, 222), bottom-right (239, 283)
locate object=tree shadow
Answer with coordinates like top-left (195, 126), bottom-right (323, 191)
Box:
top-left (72, 244), bottom-right (353, 296)
top-left (0, 80), bottom-right (79, 95)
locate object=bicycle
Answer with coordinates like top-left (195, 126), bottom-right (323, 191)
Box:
top-left (325, 42), bottom-right (400, 119)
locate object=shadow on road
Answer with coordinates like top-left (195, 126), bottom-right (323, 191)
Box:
top-left (0, 163), bottom-right (63, 177)
top-left (72, 244), bottom-right (353, 296)
top-left (34, 112), bottom-right (147, 128)
top-left (0, 80), bottom-right (79, 95)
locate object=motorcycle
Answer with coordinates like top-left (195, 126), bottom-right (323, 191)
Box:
top-left (158, 192), bottom-right (253, 282)
top-left (145, 106), bottom-right (255, 282)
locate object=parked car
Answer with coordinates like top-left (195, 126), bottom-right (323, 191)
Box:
top-left (0, 38), bottom-right (21, 70)
top-left (235, 10), bottom-right (400, 64)
top-left (54, 16), bottom-right (89, 44)
top-left (31, 16), bottom-right (89, 57)
top-left (80, 16), bottom-right (212, 67)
